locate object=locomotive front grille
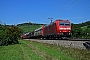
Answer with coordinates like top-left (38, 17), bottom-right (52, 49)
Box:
top-left (60, 32), bottom-right (71, 36)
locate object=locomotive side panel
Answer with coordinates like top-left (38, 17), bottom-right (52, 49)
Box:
top-left (43, 22), bottom-right (57, 36)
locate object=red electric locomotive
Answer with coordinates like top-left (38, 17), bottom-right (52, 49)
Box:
top-left (42, 19), bottom-right (72, 39)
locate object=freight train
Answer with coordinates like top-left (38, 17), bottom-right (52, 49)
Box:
top-left (21, 19), bottom-right (72, 39)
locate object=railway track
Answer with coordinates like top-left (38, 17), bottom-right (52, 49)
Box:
top-left (25, 38), bottom-right (90, 50)
top-left (68, 38), bottom-right (90, 41)
top-left (30, 38), bottom-right (90, 41)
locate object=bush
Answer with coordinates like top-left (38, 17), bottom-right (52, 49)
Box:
top-left (0, 25), bottom-right (22, 46)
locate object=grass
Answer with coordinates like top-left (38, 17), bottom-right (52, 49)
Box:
top-left (0, 44), bottom-right (24, 60)
top-left (26, 40), bottom-right (75, 60)
top-left (0, 40), bottom-right (90, 60)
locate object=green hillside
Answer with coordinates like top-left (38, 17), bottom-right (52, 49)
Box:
top-left (17, 22), bottom-right (43, 33)
top-left (18, 25), bottom-right (42, 33)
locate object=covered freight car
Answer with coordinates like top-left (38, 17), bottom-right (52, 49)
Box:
top-left (34, 27), bottom-right (43, 38)
top-left (21, 32), bottom-right (30, 39)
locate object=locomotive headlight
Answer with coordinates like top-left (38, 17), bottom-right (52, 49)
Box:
top-left (67, 28), bottom-right (71, 30)
top-left (60, 28), bottom-right (63, 30)
top-left (69, 31), bottom-right (70, 32)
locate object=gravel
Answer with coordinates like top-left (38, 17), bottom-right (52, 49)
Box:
top-left (27, 39), bottom-right (90, 50)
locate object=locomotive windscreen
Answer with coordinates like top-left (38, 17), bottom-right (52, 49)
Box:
top-left (64, 22), bottom-right (70, 26)
top-left (59, 22), bottom-right (70, 26)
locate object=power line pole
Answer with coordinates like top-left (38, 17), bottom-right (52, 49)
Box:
top-left (48, 18), bottom-right (53, 23)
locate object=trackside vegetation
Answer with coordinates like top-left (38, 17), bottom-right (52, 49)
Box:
top-left (0, 24), bottom-right (22, 46)
top-left (71, 21), bottom-right (90, 38)
top-left (0, 40), bottom-right (90, 60)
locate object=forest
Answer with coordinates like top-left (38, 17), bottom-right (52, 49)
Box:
top-left (72, 21), bottom-right (90, 38)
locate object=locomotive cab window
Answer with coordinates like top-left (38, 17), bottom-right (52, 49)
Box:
top-left (65, 22), bottom-right (70, 26)
top-left (59, 22), bottom-right (70, 26)
top-left (59, 22), bottom-right (64, 26)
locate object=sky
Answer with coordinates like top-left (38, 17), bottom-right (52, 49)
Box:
top-left (0, 0), bottom-right (90, 25)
